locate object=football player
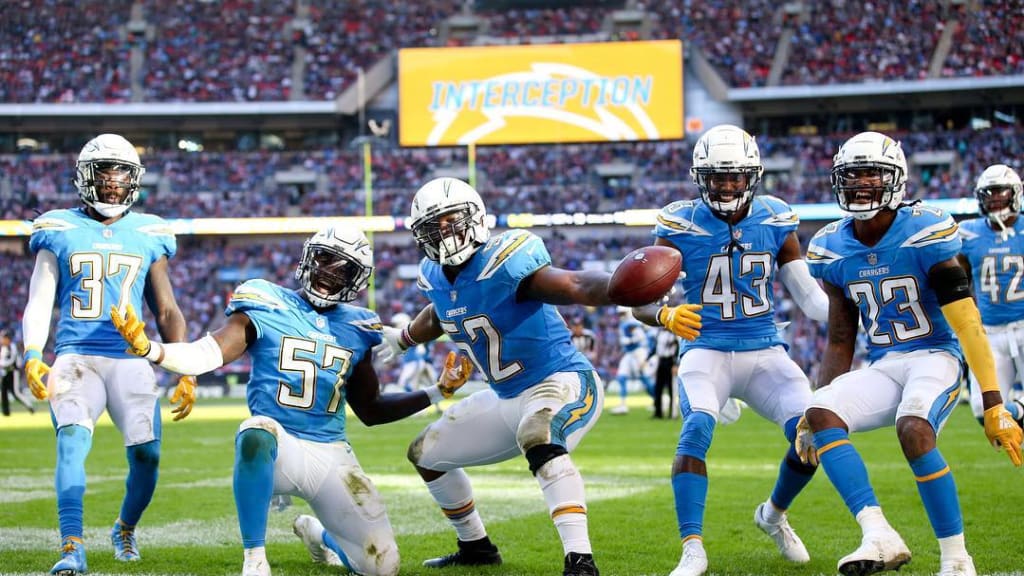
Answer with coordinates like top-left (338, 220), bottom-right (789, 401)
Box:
top-left (956, 164), bottom-right (1024, 427)
top-left (21, 134), bottom-right (191, 575)
top-left (392, 312), bottom-right (441, 413)
top-left (802, 132), bottom-right (1024, 576)
top-left (376, 177), bottom-right (700, 576)
top-left (110, 226), bottom-right (472, 576)
top-left (632, 124), bottom-right (829, 576)
top-left (610, 307), bottom-right (653, 415)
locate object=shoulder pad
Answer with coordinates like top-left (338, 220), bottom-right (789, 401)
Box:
top-left (228, 280), bottom-right (288, 312)
top-left (656, 202), bottom-right (712, 237)
top-left (477, 230), bottom-right (543, 281)
top-left (900, 214), bottom-right (959, 249)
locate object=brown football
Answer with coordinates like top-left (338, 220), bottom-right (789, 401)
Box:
top-left (608, 245), bottom-right (682, 307)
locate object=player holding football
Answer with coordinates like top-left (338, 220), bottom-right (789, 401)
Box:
top-left (110, 226), bottom-right (472, 576)
top-left (632, 124), bottom-right (830, 576)
top-left (376, 177), bottom-right (701, 576)
top-left (801, 132), bottom-right (1024, 576)
top-left (21, 134), bottom-right (192, 575)
top-left (956, 164), bottom-right (1024, 428)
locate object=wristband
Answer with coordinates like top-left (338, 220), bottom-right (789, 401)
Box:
top-left (24, 347), bottom-right (42, 363)
top-left (400, 326), bottom-right (418, 350)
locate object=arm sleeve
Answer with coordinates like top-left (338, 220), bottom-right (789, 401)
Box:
top-left (778, 259), bottom-right (829, 323)
top-left (22, 249), bottom-right (58, 354)
top-left (146, 334), bottom-right (225, 376)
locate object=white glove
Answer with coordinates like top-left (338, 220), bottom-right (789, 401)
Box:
top-left (374, 325), bottom-right (409, 363)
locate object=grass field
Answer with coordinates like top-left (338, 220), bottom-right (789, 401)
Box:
top-left (1, 395), bottom-right (1022, 576)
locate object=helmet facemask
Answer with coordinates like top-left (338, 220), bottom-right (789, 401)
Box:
top-left (296, 242), bottom-right (372, 308)
top-left (693, 167), bottom-right (761, 216)
top-left (412, 203), bottom-right (484, 266)
top-left (76, 160), bottom-right (144, 218)
top-left (831, 163), bottom-right (904, 221)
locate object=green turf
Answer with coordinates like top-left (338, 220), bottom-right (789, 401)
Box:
top-left (1, 398), bottom-right (1022, 575)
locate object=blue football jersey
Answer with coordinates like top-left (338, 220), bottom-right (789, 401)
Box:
top-left (226, 279), bottom-right (383, 443)
top-left (29, 208), bottom-right (176, 358)
top-left (654, 196), bottom-right (798, 352)
top-left (958, 216), bottom-right (1024, 327)
top-left (618, 319), bottom-right (648, 352)
top-left (807, 204), bottom-right (962, 362)
top-left (417, 230), bottom-right (592, 399)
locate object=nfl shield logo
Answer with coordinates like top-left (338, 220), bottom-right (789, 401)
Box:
top-left (732, 229), bottom-right (743, 240)
top-left (450, 290), bottom-right (458, 302)
top-left (102, 229), bottom-right (113, 239)
top-left (867, 253), bottom-right (877, 265)
top-left (315, 317), bottom-right (326, 329)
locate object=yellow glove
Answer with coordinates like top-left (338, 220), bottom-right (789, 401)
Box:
top-left (170, 375), bottom-right (197, 421)
top-left (984, 404), bottom-right (1024, 467)
top-left (657, 304), bottom-right (702, 341)
top-left (24, 349), bottom-right (50, 400)
top-left (110, 304), bottom-right (153, 357)
top-left (794, 415), bottom-right (818, 466)
top-left (437, 351), bottom-right (472, 399)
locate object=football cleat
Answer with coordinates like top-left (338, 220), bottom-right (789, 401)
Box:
top-left (754, 502), bottom-right (810, 563)
top-left (242, 558), bottom-right (271, 576)
top-left (838, 529), bottom-right (911, 576)
top-left (422, 536), bottom-right (502, 568)
top-left (110, 521), bottom-right (140, 561)
top-left (563, 552), bottom-right (599, 576)
top-left (669, 539), bottom-right (708, 576)
top-left (50, 538), bottom-right (88, 576)
top-left (292, 514), bottom-right (342, 566)
top-left (609, 404), bottom-right (629, 415)
top-left (938, 555), bottom-right (976, 576)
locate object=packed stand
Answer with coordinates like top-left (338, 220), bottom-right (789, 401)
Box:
top-left (477, 5), bottom-right (617, 41)
top-left (781, 1), bottom-right (942, 86)
top-left (0, 0), bottom-right (133, 103)
top-left (141, 0), bottom-right (296, 102)
top-left (941, 0), bottom-right (1024, 78)
top-left (300, 0), bottom-right (461, 100)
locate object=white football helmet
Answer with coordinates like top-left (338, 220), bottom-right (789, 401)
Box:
top-left (690, 124), bottom-right (764, 216)
top-left (975, 163), bottom-right (1022, 225)
top-left (831, 131), bottom-right (907, 220)
top-left (295, 226), bottom-right (373, 308)
top-left (74, 133), bottom-right (145, 218)
top-left (410, 177), bottom-right (489, 266)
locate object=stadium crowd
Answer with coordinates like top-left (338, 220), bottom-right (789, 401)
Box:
top-left (2, 1), bottom-right (1022, 103)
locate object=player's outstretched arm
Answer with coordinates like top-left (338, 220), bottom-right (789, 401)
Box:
top-left (111, 305), bottom-right (254, 420)
top-left (517, 266), bottom-right (614, 306)
top-left (931, 258), bottom-right (1023, 466)
top-left (22, 249), bottom-right (58, 399)
top-left (348, 351), bottom-right (472, 426)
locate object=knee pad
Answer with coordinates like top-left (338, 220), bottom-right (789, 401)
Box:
top-left (127, 440), bottom-right (161, 468)
top-left (525, 443), bottom-right (569, 475)
top-left (676, 411), bottom-right (715, 460)
top-left (236, 428), bottom-right (277, 464)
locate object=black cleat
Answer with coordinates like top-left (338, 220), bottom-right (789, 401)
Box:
top-left (564, 552), bottom-right (599, 576)
top-left (422, 537), bottom-right (502, 568)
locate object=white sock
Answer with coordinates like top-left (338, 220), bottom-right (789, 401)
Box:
top-left (244, 546), bottom-right (267, 563)
top-left (536, 454), bottom-right (591, 555)
top-left (938, 533), bottom-right (968, 561)
top-left (426, 469), bottom-right (487, 542)
top-left (855, 506), bottom-right (890, 535)
top-left (761, 500), bottom-right (786, 524)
